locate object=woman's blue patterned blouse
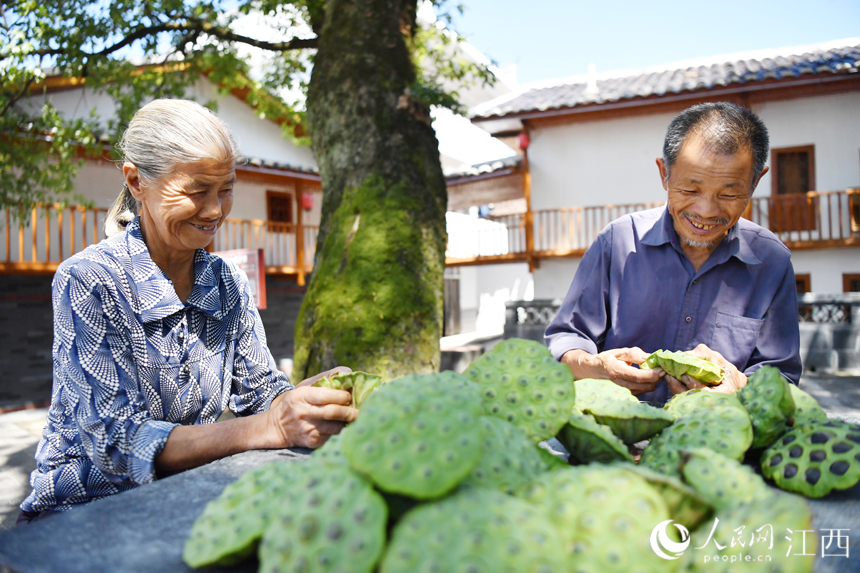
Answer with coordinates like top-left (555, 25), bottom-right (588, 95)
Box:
top-left (21, 217), bottom-right (292, 513)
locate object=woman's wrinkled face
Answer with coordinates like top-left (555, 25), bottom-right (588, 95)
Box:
top-left (131, 159), bottom-right (235, 257)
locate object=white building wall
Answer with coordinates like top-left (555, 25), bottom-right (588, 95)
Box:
top-left (533, 258), bottom-right (581, 300)
top-left (753, 91), bottom-right (860, 193)
top-left (528, 111), bottom-right (676, 211)
top-left (791, 248), bottom-right (860, 294)
top-left (458, 262), bottom-right (533, 333)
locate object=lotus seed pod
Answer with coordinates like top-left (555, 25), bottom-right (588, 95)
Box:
top-left (641, 407), bottom-right (753, 477)
top-left (680, 449), bottom-right (771, 512)
top-left (761, 419), bottom-right (860, 498)
top-left (311, 429), bottom-right (350, 466)
top-left (381, 487), bottom-right (567, 573)
top-left (465, 338), bottom-right (576, 442)
top-left (642, 349), bottom-right (724, 386)
top-left (523, 465), bottom-right (670, 573)
top-left (679, 491), bottom-right (815, 573)
top-left (574, 378), bottom-right (639, 410)
top-left (183, 461), bottom-right (305, 568)
top-left (663, 388), bottom-right (747, 421)
top-left (342, 372), bottom-right (483, 499)
top-left (461, 416), bottom-right (549, 495)
top-left (583, 399), bottom-right (675, 445)
top-left (556, 409), bottom-right (633, 464)
top-left (788, 383), bottom-right (828, 428)
top-left (611, 462), bottom-right (713, 531)
top-left (259, 461), bottom-right (388, 573)
top-left (738, 366), bottom-right (796, 449)
top-left (312, 371), bottom-right (386, 408)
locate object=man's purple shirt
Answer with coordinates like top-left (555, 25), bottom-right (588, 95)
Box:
top-left (545, 206), bottom-right (801, 405)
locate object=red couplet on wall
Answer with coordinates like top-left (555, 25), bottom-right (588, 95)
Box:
top-left (213, 248), bottom-right (267, 309)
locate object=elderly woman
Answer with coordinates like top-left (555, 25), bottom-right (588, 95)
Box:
top-left (18, 99), bottom-right (357, 524)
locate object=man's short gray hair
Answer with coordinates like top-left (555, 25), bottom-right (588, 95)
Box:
top-left (105, 99), bottom-right (239, 236)
top-left (662, 102), bottom-right (769, 188)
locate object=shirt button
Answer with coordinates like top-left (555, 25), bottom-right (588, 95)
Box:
top-left (692, 279), bottom-right (698, 284)
top-left (686, 316), bottom-right (692, 323)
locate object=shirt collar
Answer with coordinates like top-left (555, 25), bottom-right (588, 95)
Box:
top-left (124, 217), bottom-right (223, 323)
top-left (641, 206), bottom-right (760, 266)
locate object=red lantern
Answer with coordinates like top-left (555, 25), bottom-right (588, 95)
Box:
top-left (301, 193), bottom-right (314, 211)
top-left (517, 131), bottom-right (530, 150)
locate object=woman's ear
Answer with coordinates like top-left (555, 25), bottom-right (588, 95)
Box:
top-left (122, 163), bottom-right (145, 201)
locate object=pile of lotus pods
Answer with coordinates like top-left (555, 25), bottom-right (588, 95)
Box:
top-left (182, 339), bottom-right (857, 572)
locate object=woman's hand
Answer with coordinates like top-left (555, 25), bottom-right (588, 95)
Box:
top-left (664, 344), bottom-right (747, 395)
top-left (265, 367), bottom-right (359, 448)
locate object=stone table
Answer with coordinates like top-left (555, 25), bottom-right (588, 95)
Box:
top-left (0, 446), bottom-right (858, 573)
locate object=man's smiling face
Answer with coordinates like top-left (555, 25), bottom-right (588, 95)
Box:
top-left (657, 133), bottom-right (764, 259)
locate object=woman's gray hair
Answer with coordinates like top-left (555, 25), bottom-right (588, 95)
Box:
top-left (105, 99), bottom-right (240, 237)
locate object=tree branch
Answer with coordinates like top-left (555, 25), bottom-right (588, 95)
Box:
top-left (35, 18), bottom-right (318, 58)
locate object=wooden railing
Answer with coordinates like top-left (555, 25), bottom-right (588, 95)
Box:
top-left (445, 189), bottom-right (860, 265)
top-left (0, 205), bottom-right (319, 283)
top-left (212, 218), bottom-right (318, 284)
top-left (0, 204), bottom-right (108, 273)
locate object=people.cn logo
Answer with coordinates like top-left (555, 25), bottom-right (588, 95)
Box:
top-left (650, 519), bottom-right (691, 560)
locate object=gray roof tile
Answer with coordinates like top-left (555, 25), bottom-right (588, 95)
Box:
top-left (472, 40), bottom-right (860, 119)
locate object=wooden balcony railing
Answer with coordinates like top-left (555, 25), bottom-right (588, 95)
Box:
top-left (446, 189), bottom-right (860, 266)
top-left (0, 205), bottom-right (319, 284)
top-left (0, 204), bottom-right (108, 273)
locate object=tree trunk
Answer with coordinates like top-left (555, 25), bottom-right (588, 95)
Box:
top-left (293, 0), bottom-right (447, 381)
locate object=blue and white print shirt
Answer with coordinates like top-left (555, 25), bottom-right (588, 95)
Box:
top-left (21, 217), bottom-right (292, 513)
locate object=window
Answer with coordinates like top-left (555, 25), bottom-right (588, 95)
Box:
top-left (769, 145), bottom-right (816, 232)
top-left (266, 191), bottom-right (294, 225)
top-left (795, 273), bottom-right (811, 294)
top-left (844, 273), bottom-right (860, 293)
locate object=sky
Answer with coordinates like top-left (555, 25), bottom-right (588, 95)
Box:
top-left (447, 0), bottom-right (860, 86)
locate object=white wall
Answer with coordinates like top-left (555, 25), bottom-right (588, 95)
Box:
top-left (458, 262), bottom-right (533, 332)
top-left (753, 91), bottom-right (860, 193)
top-left (791, 247), bottom-right (860, 294)
top-left (533, 258), bottom-right (581, 300)
top-left (529, 111), bottom-right (675, 211)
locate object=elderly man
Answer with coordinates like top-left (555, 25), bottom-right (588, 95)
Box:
top-left (545, 102), bottom-right (801, 405)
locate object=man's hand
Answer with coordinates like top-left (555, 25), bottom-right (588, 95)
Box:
top-left (561, 348), bottom-right (663, 396)
top-left (266, 367), bottom-right (359, 448)
top-left (664, 344), bottom-right (747, 395)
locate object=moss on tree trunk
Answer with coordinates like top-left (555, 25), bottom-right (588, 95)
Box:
top-left (293, 0), bottom-right (447, 381)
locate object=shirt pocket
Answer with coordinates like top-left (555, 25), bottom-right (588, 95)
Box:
top-left (711, 312), bottom-right (764, 369)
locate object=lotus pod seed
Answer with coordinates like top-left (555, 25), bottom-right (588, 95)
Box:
top-left (465, 338), bottom-right (576, 442)
top-left (761, 419), bottom-right (860, 497)
top-left (738, 366), bottom-right (796, 449)
top-left (380, 487), bottom-right (566, 573)
top-left (343, 372), bottom-right (483, 499)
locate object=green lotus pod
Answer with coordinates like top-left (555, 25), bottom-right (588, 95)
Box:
top-left (611, 462), bottom-right (713, 531)
top-left (574, 378), bottom-right (639, 410)
top-left (342, 372), bottom-right (483, 499)
top-left (680, 449), bottom-right (771, 512)
top-left (761, 419), bottom-right (860, 498)
top-left (679, 490), bottom-right (815, 573)
top-left (183, 461), bottom-right (304, 568)
top-left (738, 366), bottom-right (797, 449)
top-left (259, 461), bottom-right (388, 573)
top-left (663, 388), bottom-right (747, 421)
top-left (523, 465), bottom-right (670, 573)
top-left (642, 350), bottom-right (724, 386)
top-left (641, 406), bottom-right (753, 477)
top-left (313, 371), bottom-right (385, 408)
top-left (788, 383), bottom-right (828, 428)
top-left (380, 487), bottom-right (567, 573)
top-left (556, 408), bottom-right (633, 464)
top-left (460, 416), bottom-right (549, 495)
top-left (311, 428), bottom-right (350, 466)
top-left (465, 338), bottom-right (576, 442)
top-left (583, 399), bottom-right (675, 445)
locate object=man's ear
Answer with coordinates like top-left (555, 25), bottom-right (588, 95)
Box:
top-left (656, 158), bottom-right (669, 191)
top-left (122, 163), bottom-right (144, 201)
top-left (750, 165), bottom-right (769, 193)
